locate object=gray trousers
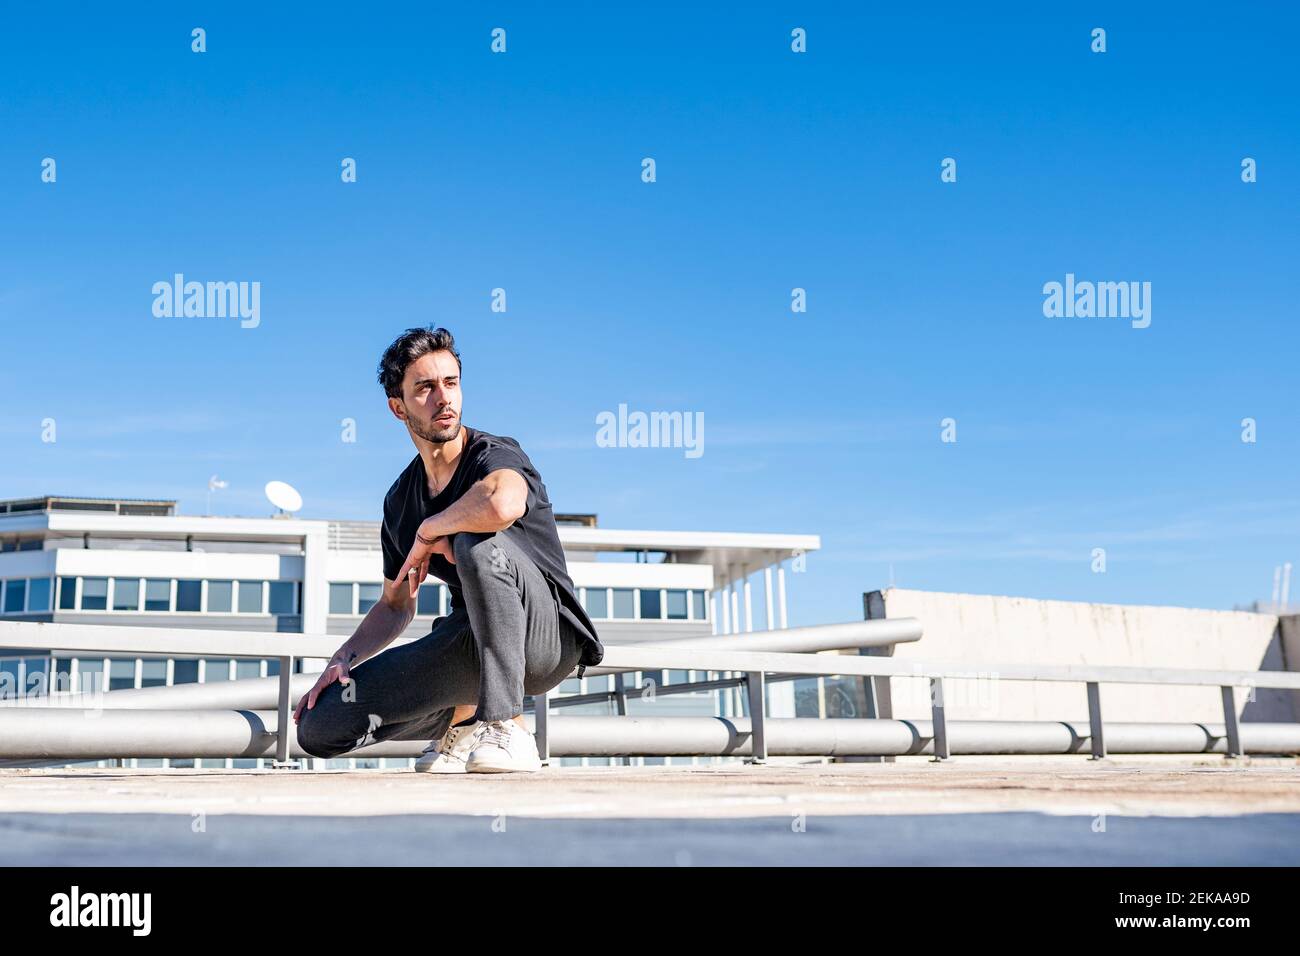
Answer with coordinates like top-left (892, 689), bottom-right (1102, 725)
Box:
top-left (296, 530), bottom-right (585, 760)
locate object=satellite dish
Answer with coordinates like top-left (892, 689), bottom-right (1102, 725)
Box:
top-left (265, 480), bottom-right (303, 516)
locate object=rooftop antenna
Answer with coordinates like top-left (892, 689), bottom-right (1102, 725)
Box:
top-left (1283, 562), bottom-right (1293, 613)
top-left (1273, 565), bottom-right (1282, 610)
top-left (264, 480), bottom-right (303, 519)
top-left (206, 475), bottom-right (228, 516)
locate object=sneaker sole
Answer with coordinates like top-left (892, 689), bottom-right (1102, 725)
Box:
top-left (466, 759), bottom-right (541, 774)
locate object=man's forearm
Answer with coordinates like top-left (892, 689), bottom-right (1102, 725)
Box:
top-left (335, 597), bottom-right (415, 666)
top-left (418, 476), bottom-right (522, 539)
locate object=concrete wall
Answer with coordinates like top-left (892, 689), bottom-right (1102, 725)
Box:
top-left (875, 589), bottom-right (1297, 724)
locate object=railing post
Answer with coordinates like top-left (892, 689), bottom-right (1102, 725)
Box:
top-left (854, 589), bottom-right (895, 764)
top-left (611, 672), bottom-right (629, 766)
top-left (1086, 681), bottom-right (1106, 759)
top-left (273, 655), bottom-right (297, 769)
top-left (534, 692), bottom-right (549, 766)
top-left (612, 671), bottom-right (628, 715)
top-left (930, 677), bottom-right (949, 761)
top-left (1220, 685), bottom-right (1243, 759)
top-left (745, 671), bottom-right (767, 764)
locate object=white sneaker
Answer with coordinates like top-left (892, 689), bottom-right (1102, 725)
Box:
top-left (414, 721), bottom-right (482, 774)
top-left (466, 719), bottom-right (542, 773)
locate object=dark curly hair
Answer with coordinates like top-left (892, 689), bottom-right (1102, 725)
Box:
top-left (377, 327), bottom-right (462, 399)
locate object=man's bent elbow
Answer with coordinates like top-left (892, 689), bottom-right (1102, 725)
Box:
top-left (489, 493), bottom-right (526, 528)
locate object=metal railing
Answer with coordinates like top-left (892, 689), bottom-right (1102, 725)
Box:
top-left (2, 618), bottom-right (1299, 763)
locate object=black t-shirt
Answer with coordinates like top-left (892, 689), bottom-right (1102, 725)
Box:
top-left (380, 425), bottom-right (604, 668)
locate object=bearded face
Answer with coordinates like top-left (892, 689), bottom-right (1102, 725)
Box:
top-left (408, 403), bottom-right (460, 443)
top-left (395, 349), bottom-right (463, 444)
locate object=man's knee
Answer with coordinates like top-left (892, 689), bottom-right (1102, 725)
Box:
top-left (295, 704), bottom-right (353, 760)
top-left (452, 531), bottom-right (500, 572)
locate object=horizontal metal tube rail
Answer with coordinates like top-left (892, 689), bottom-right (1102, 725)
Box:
top-left (1, 709), bottom-right (1297, 760)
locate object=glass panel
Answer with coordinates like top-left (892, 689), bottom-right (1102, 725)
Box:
top-left (207, 580), bottom-right (233, 613)
top-left (0, 658), bottom-right (19, 699)
top-left (202, 659), bottom-right (231, 682)
top-left (140, 659), bottom-right (167, 688)
top-left (176, 579), bottom-right (202, 612)
top-left (357, 583), bottom-right (381, 614)
top-left (77, 659), bottom-right (105, 695)
top-left (4, 580), bottom-right (26, 613)
top-left (108, 658), bottom-right (136, 691)
top-left (639, 588), bottom-right (662, 621)
top-left (53, 658), bottom-right (72, 694)
top-left (144, 579), bottom-right (171, 612)
top-left (27, 578), bottom-right (52, 612)
top-left (237, 581), bottom-right (263, 613)
top-left (417, 585), bottom-right (440, 616)
top-left (329, 583), bottom-right (353, 614)
top-left (81, 577), bottom-right (108, 610)
top-left (235, 659), bottom-right (261, 680)
top-left (173, 659), bottom-right (200, 684)
top-left (584, 587), bottom-right (608, 618)
top-left (268, 581), bottom-right (295, 615)
top-left (666, 589), bottom-right (688, 620)
top-left (692, 590), bottom-right (706, 620)
top-left (612, 588), bottom-right (634, 619)
top-left (58, 577), bottom-right (77, 610)
top-left (112, 578), bottom-right (140, 611)
top-left (22, 658), bottom-right (48, 696)
top-left (266, 659), bottom-right (280, 678)
top-left (824, 676), bottom-right (867, 719)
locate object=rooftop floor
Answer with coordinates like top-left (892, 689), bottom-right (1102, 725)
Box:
top-left (2, 757), bottom-right (1298, 865)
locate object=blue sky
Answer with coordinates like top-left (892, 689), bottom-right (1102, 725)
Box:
top-left (1, 3), bottom-right (1296, 625)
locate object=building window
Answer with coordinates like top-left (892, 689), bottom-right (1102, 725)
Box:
top-left (0, 658), bottom-right (18, 695)
top-left (3, 580), bottom-right (26, 614)
top-left (108, 658), bottom-right (136, 691)
top-left (583, 587), bottom-right (608, 619)
top-left (357, 584), bottom-right (381, 614)
top-left (417, 584), bottom-right (441, 616)
top-left (176, 580), bottom-right (202, 612)
top-left (173, 659), bottom-right (200, 684)
top-left (329, 583), bottom-right (353, 615)
top-left (639, 588), bottom-right (662, 621)
top-left (666, 589), bottom-right (688, 620)
top-left (81, 577), bottom-right (108, 611)
top-left (207, 580), bottom-right (233, 613)
top-left (235, 659), bottom-right (261, 680)
top-left (144, 579), bottom-right (171, 612)
top-left (112, 578), bottom-right (140, 612)
top-left (58, 577), bottom-right (77, 610)
top-left (268, 581), bottom-right (296, 615)
top-left (237, 581), bottom-right (264, 614)
top-left (77, 659), bottom-right (104, 694)
top-left (141, 659), bottom-right (167, 688)
top-left (612, 588), bottom-right (635, 619)
top-left (27, 578), bottom-right (52, 612)
top-left (202, 659), bottom-right (232, 682)
top-left (692, 590), bottom-right (707, 621)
